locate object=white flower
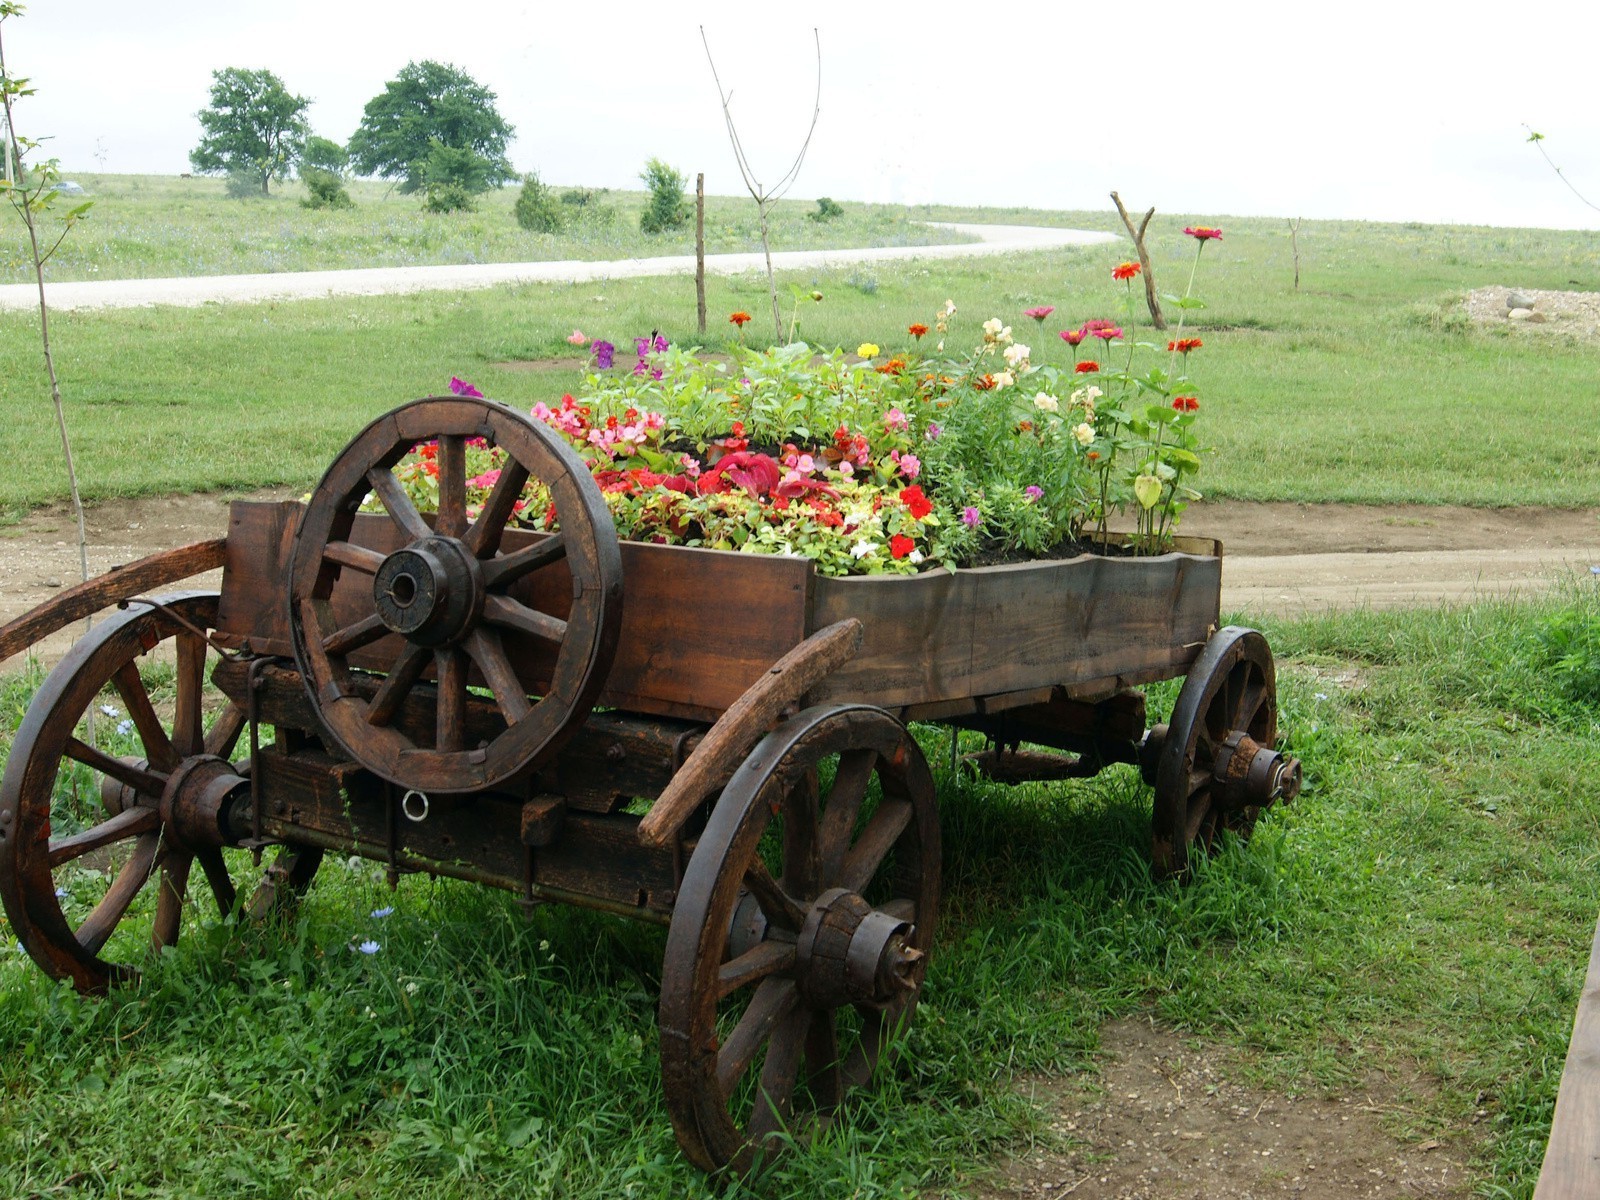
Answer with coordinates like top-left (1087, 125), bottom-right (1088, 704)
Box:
top-left (1033, 391), bottom-right (1059, 413)
top-left (1004, 343), bottom-right (1030, 368)
top-left (98, 704), bottom-right (119, 718)
top-left (943, 298), bottom-right (956, 316)
top-left (982, 317), bottom-right (1003, 337)
top-left (404, 980), bottom-right (419, 995)
top-left (908, 549), bottom-right (925, 565)
top-left (851, 541), bottom-right (879, 560)
top-left (991, 370), bottom-right (1014, 390)
top-left (1073, 422), bottom-right (1095, 446)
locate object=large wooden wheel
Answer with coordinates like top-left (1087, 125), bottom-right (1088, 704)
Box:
top-left (1149, 626), bottom-right (1301, 880)
top-left (659, 704), bottom-right (940, 1176)
top-left (288, 396), bottom-right (623, 794)
top-left (0, 593), bottom-right (321, 994)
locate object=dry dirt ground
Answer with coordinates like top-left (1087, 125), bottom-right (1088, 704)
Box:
top-left (1, 490), bottom-right (1592, 1198)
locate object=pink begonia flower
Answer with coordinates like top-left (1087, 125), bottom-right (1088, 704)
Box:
top-left (467, 469), bottom-right (502, 490)
top-left (884, 408), bottom-right (909, 433)
top-left (891, 450), bottom-right (922, 480)
top-left (567, 330), bottom-right (588, 346)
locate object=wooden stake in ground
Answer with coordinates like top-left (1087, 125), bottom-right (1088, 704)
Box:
top-left (1288, 216), bottom-right (1302, 290)
top-left (1110, 191), bottom-right (1166, 330)
top-left (695, 172), bottom-right (707, 335)
top-left (702, 26), bottom-right (822, 345)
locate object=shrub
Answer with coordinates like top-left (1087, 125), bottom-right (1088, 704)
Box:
top-left (560, 186), bottom-right (606, 207)
top-left (300, 167), bottom-right (353, 209)
top-left (422, 182), bottom-right (475, 213)
top-left (638, 157), bottom-right (688, 234)
top-left (514, 171), bottom-right (563, 233)
top-left (1536, 604), bottom-right (1600, 707)
top-left (807, 196), bottom-right (844, 222)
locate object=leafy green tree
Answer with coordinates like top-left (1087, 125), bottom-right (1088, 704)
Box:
top-left (348, 61), bottom-right (514, 194)
top-left (301, 135), bottom-right (348, 176)
top-left (189, 67), bottom-right (310, 196)
top-left (638, 157), bottom-right (687, 234)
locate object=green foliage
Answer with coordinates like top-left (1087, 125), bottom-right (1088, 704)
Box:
top-left (512, 170), bottom-right (561, 233)
top-left (347, 60), bottom-right (514, 194)
top-left (807, 195), bottom-right (844, 222)
top-left (559, 186), bottom-right (605, 207)
top-left (300, 167), bottom-right (352, 210)
top-left (420, 181), bottom-right (474, 214)
top-left (188, 67), bottom-right (310, 197)
top-left (637, 157), bottom-right (687, 234)
top-left (1535, 603), bottom-right (1600, 707)
top-left (223, 169), bottom-right (265, 200)
top-left (414, 140), bottom-right (493, 203)
top-left (300, 135), bottom-right (348, 176)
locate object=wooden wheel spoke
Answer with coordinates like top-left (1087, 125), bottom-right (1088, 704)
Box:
top-left (173, 631), bottom-right (207, 758)
top-left (366, 466), bottom-right (432, 542)
top-left (802, 1008), bottom-right (844, 1112)
top-left (77, 833), bottom-right (162, 956)
top-left (1235, 675), bottom-right (1268, 734)
top-left (323, 540), bottom-right (386, 575)
top-left (194, 848), bottom-right (238, 918)
top-left (323, 612), bottom-right (389, 657)
top-left (818, 749), bottom-right (876, 878)
top-left (715, 978), bottom-right (800, 1095)
top-left (151, 851), bottom-right (194, 952)
top-left (365, 642), bottom-right (430, 727)
top-left (463, 629), bottom-right (532, 726)
top-left (204, 703), bottom-right (247, 761)
top-left (111, 661), bottom-right (178, 772)
top-left (839, 798), bottom-right (913, 894)
top-left (435, 647), bottom-right (467, 752)
top-left (717, 939), bottom-right (798, 1000)
top-left (463, 460), bottom-right (531, 557)
top-left (1184, 787), bottom-right (1214, 843)
top-left (781, 769), bottom-right (821, 898)
top-left (482, 594), bottom-right (567, 644)
top-left (48, 805), bottom-right (160, 868)
top-left (64, 736), bottom-right (167, 798)
top-left (749, 1005), bottom-right (811, 1139)
top-left (481, 533), bottom-right (566, 591)
top-left (743, 858), bottom-right (806, 932)
top-left (436, 434), bottom-right (468, 538)
top-left (880, 897), bottom-right (916, 923)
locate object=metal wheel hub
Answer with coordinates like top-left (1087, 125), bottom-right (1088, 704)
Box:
top-left (372, 536), bottom-right (483, 646)
top-left (158, 754), bottom-right (248, 850)
top-left (1213, 731), bottom-right (1301, 810)
top-left (794, 886), bottom-right (924, 1009)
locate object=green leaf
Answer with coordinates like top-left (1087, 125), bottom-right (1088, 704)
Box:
top-left (1133, 475), bottom-right (1162, 510)
top-left (1170, 296), bottom-right (1208, 310)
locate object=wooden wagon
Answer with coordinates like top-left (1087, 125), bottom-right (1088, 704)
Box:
top-left (0, 397), bottom-right (1300, 1175)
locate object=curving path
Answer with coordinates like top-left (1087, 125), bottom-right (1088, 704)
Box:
top-left (0, 222), bottom-right (1119, 313)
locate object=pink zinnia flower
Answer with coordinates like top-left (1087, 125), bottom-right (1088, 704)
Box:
top-left (1023, 305), bottom-right (1055, 322)
top-left (1092, 325), bottom-right (1123, 342)
top-left (1183, 226), bottom-right (1223, 242)
top-left (1059, 329), bottom-right (1086, 347)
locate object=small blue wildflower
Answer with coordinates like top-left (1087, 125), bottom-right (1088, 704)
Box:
top-left (99, 704), bottom-right (120, 718)
top-left (116, 719), bottom-right (134, 737)
top-left (370, 907), bottom-right (395, 919)
top-left (54, 887), bottom-right (68, 899)
top-left (357, 940), bottom-right (381, 955)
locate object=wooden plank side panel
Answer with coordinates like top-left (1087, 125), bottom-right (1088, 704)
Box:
top-left (809, 550), bottom-right (1221, 709)
top-left (1535, 913), bottom-right (1600, 1199)
top-left (215, 501), bottom-right (811, 722)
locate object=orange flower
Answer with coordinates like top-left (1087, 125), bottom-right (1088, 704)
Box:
top-left (908, 323), bottom-right (929, 339)
top-left (1168, 338), bottom-right (1204, 354)
top-left (729, 311), bottom-right (752, 327)
top-left (875, 357), bottom-right (907, 375)
top-left (1112, 261), bottom-right (1141, 281)
top-left (1172, 396), bottom-right (1200, 412)
top-left (974, 374), bottom-right (997, 391)
top-left (1075, 361), bottom-right (1100, 374)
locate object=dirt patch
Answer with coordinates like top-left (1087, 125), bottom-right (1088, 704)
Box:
top-left (972, 1017), bottom-right (1468, 1200)
top-left (1, 492), bottom-right (1597, 676)
top-left (1463, 285), bottom-right (1600, 339)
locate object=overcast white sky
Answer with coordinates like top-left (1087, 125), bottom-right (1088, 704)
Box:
top-left (5, 0), bottom-right (1598, 230)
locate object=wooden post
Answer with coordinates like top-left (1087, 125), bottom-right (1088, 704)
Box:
top-left (1535, 913), bottom-right (1600, 1198)
top-left (1110, 191), bottom-right (1166, 331)
top-left (1288, 216), bottom-right (1302, 290)
top-left (695, 173), bottom-right (706, 335)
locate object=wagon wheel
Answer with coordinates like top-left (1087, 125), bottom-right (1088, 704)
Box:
top-left (288, 396), bottom-right (623, 794)
top-left (0, 593), bottom-right (322, 995)
top-left (659, 704), bottom-right (940, 1176)
top-left (1149, 626), bottom-right (1302, 880)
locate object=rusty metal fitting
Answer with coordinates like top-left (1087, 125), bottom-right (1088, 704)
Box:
top-left (1213, 731), bottom-right (1299, 810)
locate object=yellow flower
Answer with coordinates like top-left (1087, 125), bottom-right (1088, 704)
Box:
top-left (857, 343), bottom-right (880, 359)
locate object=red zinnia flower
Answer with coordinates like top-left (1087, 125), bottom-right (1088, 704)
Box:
top-left (1075, 361), bottom-right (1100, 374)
top-left (1183, 226), bottom-right (1223, 242)
top-left (1112, 261), bottom-right (1141, 281)
top-left (1059, 329), bottom-right (1086, 347)
top-left (1168, 338), bottom-right (1203, 354)
top-left (1172, 396), bottom-right (1200, 412)
top-left (729, 311), bottom-right (752, 326)
top-left (908, 322), bottom-right (929, 339)
top-left (900, 485), bottom-right (933, 519)
top-left (889, 534), bottom-right (915, 560)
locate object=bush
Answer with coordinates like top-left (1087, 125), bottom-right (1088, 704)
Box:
top-left (559, 186), bottom-right (606, 207)
top-left (806, 196), bottom-right (844, 222)
top-left (1536, 604), bottom-right (1600, 707)
top-left (514, 171), bottom-right (563, 233)
top-left (418, 141), bottom-right (493, 195)
top-left (422, 182), bottom-right (475, 213)
top-left (638, 157), bottom-right (688, 234)
top-left (300, 167), bottom-right (353, 210)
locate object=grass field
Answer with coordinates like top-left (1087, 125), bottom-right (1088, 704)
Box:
top-left (3, 185), bottom-right (1597, 519)
top-left (1, 592), bottom-right (1597, 1197)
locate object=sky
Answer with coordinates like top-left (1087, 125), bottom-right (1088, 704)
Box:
top-left (3, 0), bottom-right (1598, 232)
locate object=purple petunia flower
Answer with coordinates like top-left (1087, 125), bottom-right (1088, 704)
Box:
top-left (593, 340), bottom-right (615, 370)
top-left (634, 336), bottom-right (651, 357)
top-left (962, 506), bottom-right (981, 528)
top-left (1024, 485), bottom-right (1044, 501)
top-left (652, 333), bottom-right (669, 354)
top-left (925, 422), bottom-right (941, 442)
top-left (449, 377), bottom-right (483, 399)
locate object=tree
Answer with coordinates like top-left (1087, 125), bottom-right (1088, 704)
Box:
top-left (301, 135), bottom-right (348, 176)
top-left (190, 67), bottom-right (310, 196)
top-left (638, 158), bottom-right (687, 234)
top-left (348, 61), bottom-right (514, 194)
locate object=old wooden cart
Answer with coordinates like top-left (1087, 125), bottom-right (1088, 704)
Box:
top-left (0, 397), bottom-right (1300, 1175)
